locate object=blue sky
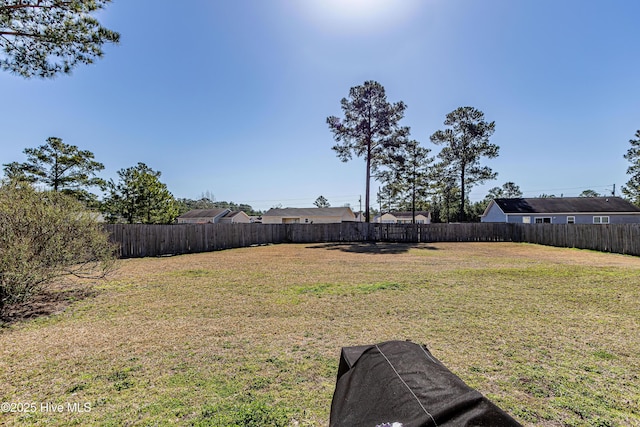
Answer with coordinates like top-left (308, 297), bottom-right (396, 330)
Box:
top-left (2, 0), bottom-right (639, 212)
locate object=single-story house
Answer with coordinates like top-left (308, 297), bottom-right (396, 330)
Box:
top-left (480, 197), bottom-right (640, 224)
top-left (261, 207), bottom-right (356, 224)
top-left (218, 210), bottom-right (251, 224)
top-left (177, 208), bottom-right (230, 224)
top-left (177, 209), bottom-right (252, 224)
top-left (374, 211), bottom-right (431, 224)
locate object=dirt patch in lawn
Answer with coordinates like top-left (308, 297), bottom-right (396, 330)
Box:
top-left (0, 283), bottom-right (96, 326)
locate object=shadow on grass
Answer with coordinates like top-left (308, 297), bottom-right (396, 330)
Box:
top-left (306, 242), bottom-right (439, 254)
top-left (0, 285), bottom-right (96, 327)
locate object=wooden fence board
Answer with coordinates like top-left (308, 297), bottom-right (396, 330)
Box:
top-left (104, 223), bottom-right (640, 258)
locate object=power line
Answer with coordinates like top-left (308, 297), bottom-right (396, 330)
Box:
top-left (466, 184), bottom-right (617, 202)
top-left (518, 184), bottom-right (616, 196)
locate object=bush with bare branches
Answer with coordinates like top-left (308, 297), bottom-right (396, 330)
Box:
top-left (0, 180), bottom-right (117, 315)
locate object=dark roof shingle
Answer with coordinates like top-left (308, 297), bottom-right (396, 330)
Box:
top-left (177, 209), bottom-right (229, 219)
top-left (493, 197), bottom-right (640, 214)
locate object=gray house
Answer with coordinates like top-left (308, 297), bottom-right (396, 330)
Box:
top-left (481, 197), bottom-right (640, 224)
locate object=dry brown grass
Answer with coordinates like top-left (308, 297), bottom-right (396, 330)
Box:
top-left (1, 242), bottom-right (639, 426)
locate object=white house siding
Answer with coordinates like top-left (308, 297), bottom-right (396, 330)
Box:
top-left (219, 211), bottom-right (251, 224)
top-left (399, 214), bottom-right (430, 224)
top-left (261, 216), bottom-right (283, 224)
top-left (377, 213), bottom-right (398, 224)
top-left (234, 214), bottom-right (252, 223)
top-left (375, 212), bottom-right (431, 224)
top-left (262, 215), bottom-right (345, 224)
top-left (306, 215), bottom-right (344, 224)
top-left (480, 202), bottom-right (507, 223)
top-left (262, 207), bottom-right (356, 224)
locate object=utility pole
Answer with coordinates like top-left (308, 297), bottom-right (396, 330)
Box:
top-left (612, 184), bottom-right (616, 196)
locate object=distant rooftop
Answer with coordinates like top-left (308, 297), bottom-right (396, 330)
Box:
top-left (492, 197), bottom-right (640, 214)
top-left (177, 209), bottom-right (229, 218)
top-left (263, 207), bottom-right (354, 216)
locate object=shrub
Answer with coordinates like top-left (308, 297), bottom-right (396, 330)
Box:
top-left (0, 180), bottom-right (117, 315)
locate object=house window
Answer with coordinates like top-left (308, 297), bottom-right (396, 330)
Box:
top-left (593, 216), bottom-right (609, 224)
top-left (535, 217), bottom-right (551, 224)
top-left (522, 216), bottom-right (531, 224)
top-left (567, 216), bottom-right (575, 224)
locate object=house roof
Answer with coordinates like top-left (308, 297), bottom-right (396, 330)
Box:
top-left (177, 208), bottom-right (229, 219)
top-left (383, 211), bottom-right (430, 218)
top-left (491, 197), bottom-right (640, 214)
top-left (263, 207), bottom-right (354, 217)
top-left (224, 211), bottom-right (248, 218)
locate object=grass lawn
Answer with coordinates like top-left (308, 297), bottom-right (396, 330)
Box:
top-left (1, 242), bottom-right (639, 426)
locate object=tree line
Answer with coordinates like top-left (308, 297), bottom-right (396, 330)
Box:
top-left (2, 137), bottom-right (261, 224)
top-left (327, 80), bottom-right (640, 223)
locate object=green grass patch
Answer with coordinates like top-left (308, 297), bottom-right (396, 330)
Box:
top-left (592, 349), bottom-right (616, 360)
top-left (1, 242), bottom-right (639, 426)
top-left (193, 399), bottom-right (295, 427)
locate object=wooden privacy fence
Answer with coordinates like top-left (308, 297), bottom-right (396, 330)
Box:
top-left (106, 223), bottom-right (288, 258)
top-left (104, 223), bottom-right (640, 258)
top-left (515, 223), bottom-right (640, 256)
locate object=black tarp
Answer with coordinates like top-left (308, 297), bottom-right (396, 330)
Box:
top-left (330, 341), bottom-right (522, 427)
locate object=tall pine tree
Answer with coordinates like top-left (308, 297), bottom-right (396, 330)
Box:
top-left (0, 0), bottom-right (119, 78)
top-left (3, 136), bottom-right (105, 205)
top-left (430, 107), bottom-right (498, 221)
top-left (327, 81), bottom-right (408, 222)
top-left (622, 130), bottom-right (640, 206)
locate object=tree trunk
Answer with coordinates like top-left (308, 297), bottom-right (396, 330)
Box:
top-left (459, 166), bottom-right (466, 222)
top-left (365, 139), bottom-right (371, 223)
top-left (412, 179), bottom-right (416, 224)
